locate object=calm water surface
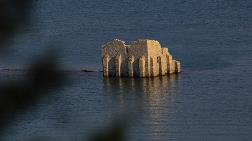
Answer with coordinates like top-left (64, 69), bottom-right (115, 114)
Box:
top-left (0, 0), bottom-right (252, 141)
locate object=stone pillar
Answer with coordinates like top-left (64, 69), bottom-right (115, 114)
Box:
top-left (162, 56), bottom-right (168, 74)
top-left (171, 60), bottom-right (176, 74)
top-left (146, 57), bottom-right (151, 77)
top-left (128, 56), bottom-right (134, 77)
top-left (166, 54), bottom-right (175, 74)
top-left (115, 55), bottom-right (122, 77)
top-left (139, 56), bottom-right (146, 77)
top-left (175, 60), bottom-right (181, 73)
top-left (103, 55), bottom-right (110, 77)
top-left (158, 56), bottom-right (166, 76)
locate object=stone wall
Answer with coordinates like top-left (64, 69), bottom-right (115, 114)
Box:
top-left (102, 39), bottom-right (181, 77)
top-left (128, 40), bottom-right (148, 76)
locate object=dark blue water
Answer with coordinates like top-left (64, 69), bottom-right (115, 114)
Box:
top-left (0, 0), bottom-right (252, 140)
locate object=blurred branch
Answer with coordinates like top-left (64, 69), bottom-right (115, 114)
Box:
top-left (0, 0), bottom-right (69, 133)
top-left (0, 0), bottom-right (33, 47)
top-left (0, 1), bottom-right (130, 141)
top-left (0, 51), bottom-right (66, 131)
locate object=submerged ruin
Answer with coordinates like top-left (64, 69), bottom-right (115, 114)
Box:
top-left (102, 39), bottom-right (181, 77)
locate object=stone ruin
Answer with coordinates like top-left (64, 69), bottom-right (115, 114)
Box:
top-left (102, 39), bottom-right (181, 77)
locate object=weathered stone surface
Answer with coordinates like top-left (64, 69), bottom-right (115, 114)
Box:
top-left (102, 54), bottom-right (110, 76)
top-left (175, 60), bottom-right (181, 73)
top-left (102, 39), bottom-right (181, 77)
top-left (139, 56), bottom-right (146, 77)
top-left (128, 56), bottom-right (134, 77)
top-left (115, 55), bottom-right (122, 76)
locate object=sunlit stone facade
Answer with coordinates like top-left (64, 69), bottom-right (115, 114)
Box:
top-left (102, 39), bottom-right (181, 77)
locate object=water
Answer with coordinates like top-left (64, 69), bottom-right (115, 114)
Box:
top-left (0, 0), bottom-right (252, 140)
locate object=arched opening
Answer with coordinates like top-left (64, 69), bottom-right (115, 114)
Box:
top-left (126, 48), bottom-right (129, 54)
top-left (150, 57), bottom-right (154, 76)
top-left (157, 56), bottom-right (162, 75)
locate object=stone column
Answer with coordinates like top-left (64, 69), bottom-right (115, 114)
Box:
top-left (162, 56), bottom-right (168, 74)
top-left (158, 56), bottom-right (166, 76)
top-left (175, 60), bottom-right (181, 73)
top-left (128, 56), bottom-right (134, 77)
top-left (146, 57), bottom-right (150, 77)
top-left (171, 60), bottom-right (176, 74)
top-left (103, 55), bottom-right (110, 77)
top-left (166, 54), bottom-right (174, 74)
top-left (115, 55), bottom-right (122, 77)
top-left (139, 56), bottom-right (146, 77)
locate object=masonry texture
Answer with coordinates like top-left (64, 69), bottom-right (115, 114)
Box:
top-left (102, 39), bottom-right (181, 77)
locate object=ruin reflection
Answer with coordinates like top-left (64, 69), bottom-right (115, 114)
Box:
top-left (103, 75), bottom-right (179, 97)
top-left (103, 75), bottom-right (180, 139)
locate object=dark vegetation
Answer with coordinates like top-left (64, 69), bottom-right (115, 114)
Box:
top-left (0, 0), bottom-right (127, 140)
